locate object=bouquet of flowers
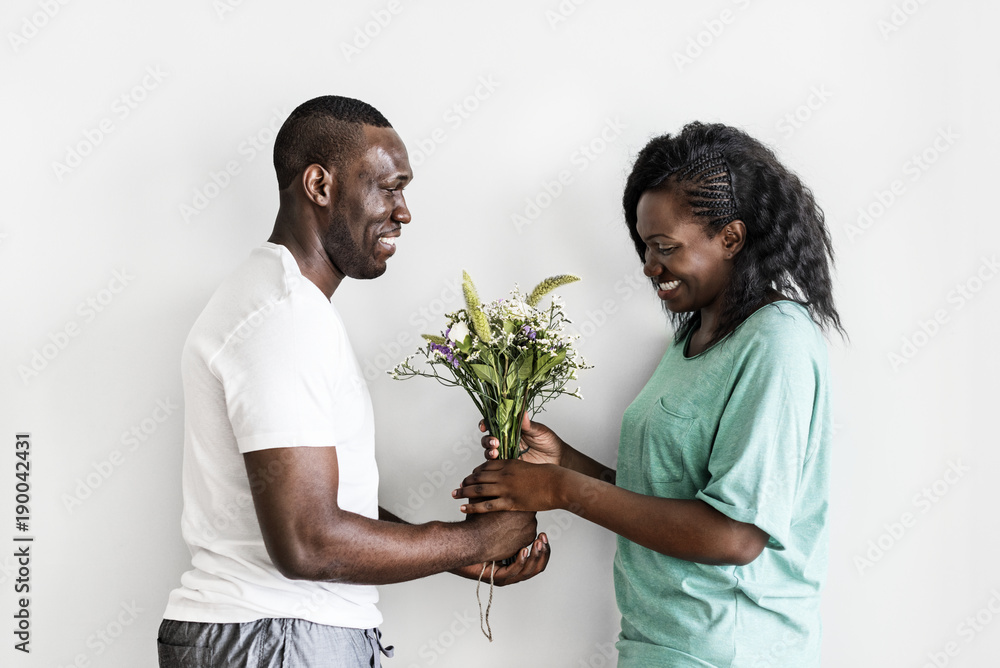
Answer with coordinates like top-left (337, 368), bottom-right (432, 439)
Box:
top-left (392, 270), bottom-right (589, 640)
top-left (391, 271), bottom-right (589, 461)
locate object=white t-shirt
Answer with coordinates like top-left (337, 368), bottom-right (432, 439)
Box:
top-left (163, 242), bottom-right (381, 629)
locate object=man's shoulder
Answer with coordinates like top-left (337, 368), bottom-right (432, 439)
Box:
top-left (186, 244), bottom-right (338, 362)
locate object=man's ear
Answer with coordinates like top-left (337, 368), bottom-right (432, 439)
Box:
top-left (721, 220), bottom-right (746, 259)
top-left (300, 164), bottom-right (336, 208)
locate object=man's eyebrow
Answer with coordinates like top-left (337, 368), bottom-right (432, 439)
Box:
top-left (382, 172), bottom-right (411, 184)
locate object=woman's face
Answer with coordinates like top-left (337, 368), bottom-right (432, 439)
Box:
top-left (635, 186), bottom-right (741, 314)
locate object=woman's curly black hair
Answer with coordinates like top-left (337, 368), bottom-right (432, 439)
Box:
top-left (623, 122), bottom-right (845, 344)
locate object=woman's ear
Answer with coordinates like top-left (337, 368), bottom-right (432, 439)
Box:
top-left (722, 220), bottom-right (746, 259)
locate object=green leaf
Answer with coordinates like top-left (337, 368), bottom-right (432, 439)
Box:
top-left (454, 335), bottom-right (472, 354)
top-left (512, 351), bottom-right (534, 383)
top-left (531, 349), bottom-right (567, 382)
top-left (470, 364), bottom-right (500, 386)
top-left (495, 398), bottom-right (515, 429)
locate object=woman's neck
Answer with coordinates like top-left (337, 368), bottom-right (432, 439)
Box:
top-left (689, 289), bottom-right (788, 355)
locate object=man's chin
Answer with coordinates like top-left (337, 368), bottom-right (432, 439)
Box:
top-left (347, 263), bottom-right (388, 280)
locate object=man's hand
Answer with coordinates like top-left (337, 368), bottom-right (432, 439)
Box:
top-left (450, 532), bottom-right (550, 586)
top-left (480, 413), bottom-right (566, 466)
top-left (462, 508), bottom-right (539, 562)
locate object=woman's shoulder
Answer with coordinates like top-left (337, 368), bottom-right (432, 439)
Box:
top-left (730, 300), bottom-right (828, 365)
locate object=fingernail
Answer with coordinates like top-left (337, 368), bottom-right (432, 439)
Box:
top-left (460, 505), bottom-right (467, 512)
top-left (542, 534), bottom-right (548, 544)
top-left (522, 548), bottom-right (529, 558)
top-left (451, 490), bottom-right (457, 497)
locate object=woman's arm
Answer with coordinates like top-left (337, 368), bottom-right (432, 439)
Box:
top-left (454, 460), bottom-right (768, 566)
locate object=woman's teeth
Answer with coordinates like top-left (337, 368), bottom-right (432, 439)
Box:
top-left (659, 280), bottom-right (680, 291)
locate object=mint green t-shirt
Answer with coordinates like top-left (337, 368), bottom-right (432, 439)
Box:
top-left (614, 301), bottom-right (832, 668)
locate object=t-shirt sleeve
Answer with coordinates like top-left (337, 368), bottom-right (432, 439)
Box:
top-left (695, 318), bottom-right (820, 551)
top-left (213, 289), bottom-right (341, 454)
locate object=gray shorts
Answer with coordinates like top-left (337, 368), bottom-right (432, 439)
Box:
top-left (157, 618), bottom-right (393, 668)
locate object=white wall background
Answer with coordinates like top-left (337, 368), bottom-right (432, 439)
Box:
top-left (2, 1), bottom-right (997, 666)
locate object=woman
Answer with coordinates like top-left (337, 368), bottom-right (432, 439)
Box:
top-left (453, 122), bottom-right (844, 667)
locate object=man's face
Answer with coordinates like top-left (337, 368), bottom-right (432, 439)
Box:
top-left (323, 125), bottom-right (412, 280)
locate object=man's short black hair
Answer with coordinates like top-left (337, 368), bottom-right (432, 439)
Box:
top-left (272, 96), bottom-right (392, 190)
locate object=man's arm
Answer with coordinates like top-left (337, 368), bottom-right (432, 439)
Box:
top-left (245, 445), bottom-right (540, 585)
top-left (376, 503), bottom-right (551, 584)
top-left (378, 507), bottom-right (407, 523)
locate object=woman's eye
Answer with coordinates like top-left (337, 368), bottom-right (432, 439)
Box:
top-left (658, 246), bottom-right (676, 255)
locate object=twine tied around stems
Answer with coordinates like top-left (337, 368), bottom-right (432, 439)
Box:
top-left (476, 561), bottom-right (496, 641)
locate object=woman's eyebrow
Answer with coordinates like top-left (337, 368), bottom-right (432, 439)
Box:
top-left (643, 233), bottom-right (676, 242)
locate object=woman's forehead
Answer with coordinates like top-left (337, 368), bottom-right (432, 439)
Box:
top-left (636, 187), bottom-right (699, 236)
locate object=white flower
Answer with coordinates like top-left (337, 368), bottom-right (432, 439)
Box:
top-left (448, 321), bottom-right (470, 343)
top-left (506, 299), bottom-right (532, 319)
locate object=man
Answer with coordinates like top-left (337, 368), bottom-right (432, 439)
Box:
top-left (157, 96), bottom-right (549, 667)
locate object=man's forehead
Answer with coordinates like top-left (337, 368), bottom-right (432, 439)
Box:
top-left (359, 126), bottom-right (411, 180)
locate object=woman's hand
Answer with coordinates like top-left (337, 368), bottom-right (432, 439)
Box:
top-left (480, 412), bottom-right (566, 466)
top-left (453, 459), bottom-right (566, 513)
top-left (449, 532), bottom-right (551, 585)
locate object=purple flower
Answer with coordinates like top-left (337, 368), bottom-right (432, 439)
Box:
top-left (430, 341), bottom-right (462, 368)
top-left (522, 324), bottom-right (537, 340)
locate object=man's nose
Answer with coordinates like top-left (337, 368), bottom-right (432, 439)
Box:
top-left (394, 196), bottom-right (411, 225)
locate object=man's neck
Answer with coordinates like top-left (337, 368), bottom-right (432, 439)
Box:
top-left (268, 217), bottom-right (343, 299)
